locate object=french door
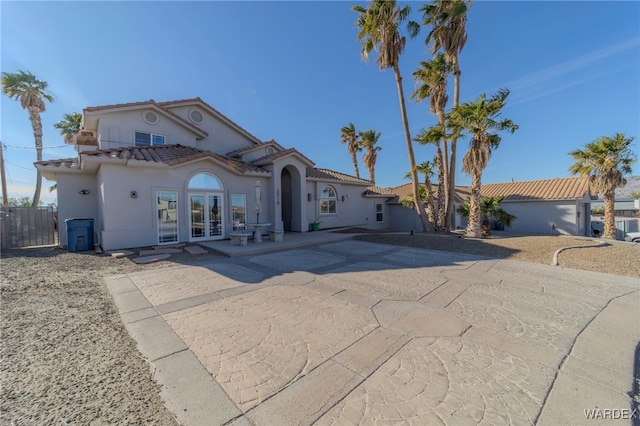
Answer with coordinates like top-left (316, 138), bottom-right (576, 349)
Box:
top-left (189, 193), bottom-right (224, 241)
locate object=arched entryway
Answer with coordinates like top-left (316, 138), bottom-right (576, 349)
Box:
top-left (187, 172), bottom-right (224, 241)
top-left (281, 168), bottom-right (293, 231)
top-left (280, 165), bottom-right (302, 232)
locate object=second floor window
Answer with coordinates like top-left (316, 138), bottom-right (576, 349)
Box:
top-left (135, 131), bottom-right (165, 146)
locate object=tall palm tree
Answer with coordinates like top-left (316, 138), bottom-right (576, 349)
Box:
top-left (414, 125), bottom-right (447, 228)
top-left (1, 70), bottom-right (54, 206)
top-left (340, 122), bottom-right (362, 178)
top-left (412, 54), bottom-right (451, 228)
top-left (54, 112), bottom-right (82, 145)
top-left (569, 133), bottom-right (636, 240)
top-left (449, 89), bottom-right (518, 238)
top-left (421, 0), bottom-right (471, 231)
top-left (353, 0), bottom-right (433, 232)
top-left (360, 129), bottom-right (382, 184)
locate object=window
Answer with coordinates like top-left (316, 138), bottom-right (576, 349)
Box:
top-left (188, 173), bottom-right (223, 190)
top-left (231, 194), bottom-right (247, 230)
top-left (375, 203), bottom-right (384, 223)
top-left (157, 191), bottom-right (178, 244)
top-left (135, 131), bottom-right (165, 146)
top-left (320, 185), bottom-right (336, 214)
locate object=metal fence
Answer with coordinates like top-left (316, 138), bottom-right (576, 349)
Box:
top-left (0, 206), bottom-right (58, 249)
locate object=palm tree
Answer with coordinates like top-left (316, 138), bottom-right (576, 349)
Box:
top-left (54, 112), bottom-right (82, 145)
top-left (449, 89), bottom-right (518, 238)
top-left (412, 53), bottom-right (451, 123)
top-left (360, 129), bottom-right (382, 184)
top-left (412, 54), bottom-right (451, 228)
top-left (421, 0), bottom-right (471, 231)
top-left (352, 0), bottom-right (433, 232)
top-left (340, 123), bottom-right (362, 178)
top-left (1, 70), bottom-right (54, 206)
top-left (569, 133), bottom-right (637, 239)
top-left (414, 125), bottom-right (448, 229)
top-left (404, 160), bottom-right (438, 226)
top-left (457, 196), bottom-right (516, 237)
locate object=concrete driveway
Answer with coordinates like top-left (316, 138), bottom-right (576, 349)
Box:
top-left (105, 239), bottom-right (639, 425)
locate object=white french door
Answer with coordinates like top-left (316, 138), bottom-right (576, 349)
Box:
top-left (189, 193), bottom-right (224, 241)
top-left (157, 191), bottom-right (178, 244)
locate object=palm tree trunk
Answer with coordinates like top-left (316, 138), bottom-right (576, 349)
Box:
top-left (466, 169), bottom-right (481, 238)
top-left (394, 65), bottom-right (432, 233)
top-left (481, 213), bottom-right (491, 236)
top-left (29, 108), bottom-right (43, 206)
top-left (435, 144), bottom-right (446, 229)
top-left (425, 179), bottom-right (436, 227)
top-left (445, 58), bottom-right (462, 231)
top-left (351, 152), bottom-right (360, 179)
top-left (436, 111), bottom-right (448, 230)
top-left (602, 191), bottom-right (617, 239)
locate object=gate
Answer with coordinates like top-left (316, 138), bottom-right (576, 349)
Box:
top-left (0, 206), bottom-right (58, 249)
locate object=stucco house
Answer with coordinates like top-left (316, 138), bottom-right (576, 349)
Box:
top-left (36, 98), bottom-right (385, 251)
top-left (366, 177), bottom-right (592, 236)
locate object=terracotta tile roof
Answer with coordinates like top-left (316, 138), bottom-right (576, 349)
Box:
top-left (475, 177), bottom-right (590, 201)
top-left (373, 182), bottom-right (457, 204)
top-left (83, 99), bottom-right (208, 138)
top-left (35, 157), bottom-right (79, 170)
top-left (252, 148), bottom-right (315, 166)
top-left (363, 186), bottom-right (396, 197)
top-left (306, 168), bottom-right (372, 185)
top-left (39, 145), bottom-right (268, 175)
top-left (226, 139), bottom-right (288, 157)
top-left (370, 177), bottom-right (591, 204)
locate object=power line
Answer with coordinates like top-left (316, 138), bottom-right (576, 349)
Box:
top-left (5, 160), bottom-right (36, 171)
top-left (1, 143), bottom-right (71, 149)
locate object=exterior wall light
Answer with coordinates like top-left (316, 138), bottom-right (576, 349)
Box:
top-left (79, 189), bottom-right (90, 195)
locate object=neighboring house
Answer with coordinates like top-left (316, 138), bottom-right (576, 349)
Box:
top-left (367, 177), bottom-right (592, 236)
top-left (36, 98), bottom-right (380, 251)
top-left (590, 198), bottom-right (639, 218)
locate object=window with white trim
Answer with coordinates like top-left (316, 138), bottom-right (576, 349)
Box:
top-left (375, 203), bottom-right (384, 223)
top-left (320, 186), bottom-right (337, 214)
top-left (135, 131), bottom-right (165, 146)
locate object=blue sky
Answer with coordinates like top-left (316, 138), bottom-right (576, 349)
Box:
top-left (2, 0), bottom-right (639, 205)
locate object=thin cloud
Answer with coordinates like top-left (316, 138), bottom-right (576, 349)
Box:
top-left (503, 38), bottom-right (639, 105)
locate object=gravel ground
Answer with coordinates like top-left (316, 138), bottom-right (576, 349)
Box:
top-left (1, 233), bottom-right (638, 424)
top-left (354, 232), bottom-right (640, 278)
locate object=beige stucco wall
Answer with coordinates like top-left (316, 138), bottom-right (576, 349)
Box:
top-left (97, 160), bottom-right (272, 250)
top-left (165, 105), bottom-right (257, 155)
top-left (95, 111), bottom-right (198, 150)
top-left (305, 181), bottom-right (383, 231)
top-left (500, 200), bottom-right (585, 236)
top-left (56, 173), bottom-right (98, 247)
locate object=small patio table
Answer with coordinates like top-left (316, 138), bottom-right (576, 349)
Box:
top-left (245, 223), bottom-right (271, 243)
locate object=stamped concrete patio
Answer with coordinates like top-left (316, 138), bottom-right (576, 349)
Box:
top-left (105, 238), bottom-right (639, 425)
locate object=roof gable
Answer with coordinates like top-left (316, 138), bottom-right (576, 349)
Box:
top-left (158, 97), bottom-right (262, 144)
top-left (83, 99), bottom-right (208, 139)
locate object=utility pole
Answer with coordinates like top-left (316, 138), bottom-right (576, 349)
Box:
top-left (0, 141), bottom-right (8, 205)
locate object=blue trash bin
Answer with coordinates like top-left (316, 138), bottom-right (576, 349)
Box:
top-left (66, 218), bottom-right (94, 252)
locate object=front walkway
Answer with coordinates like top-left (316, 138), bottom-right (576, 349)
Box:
top-left (105, 238), bottom-right (640, 425)
top-left (198, 230), bottom-right (356, 257)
